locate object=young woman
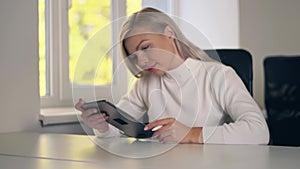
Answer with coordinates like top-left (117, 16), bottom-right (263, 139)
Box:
top-left (75, 7), bottom-right (269, 144)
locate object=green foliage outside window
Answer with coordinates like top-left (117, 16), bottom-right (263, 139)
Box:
top-left (39, 0), bottom-right (46, 96)
top-left (69, 0), bottom-right (112, 86)
top-left (39, 0), bottom-right (141, 96)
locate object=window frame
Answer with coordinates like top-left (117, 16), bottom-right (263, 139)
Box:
top-left (40, 0), bottom-right (178, 108)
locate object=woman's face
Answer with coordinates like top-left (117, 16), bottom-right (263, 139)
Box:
top-left (124, 28), bottom-right (184, 76)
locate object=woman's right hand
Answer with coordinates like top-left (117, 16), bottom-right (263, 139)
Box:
top-left (75, 98), bottom-right (109, 133)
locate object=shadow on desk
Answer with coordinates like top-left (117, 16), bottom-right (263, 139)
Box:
top-left (39, 122), bottom-right (94, 135)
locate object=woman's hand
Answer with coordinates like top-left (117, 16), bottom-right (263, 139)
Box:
top-left (75, 98), bottom-right (109, 133)
top-left (144, 118), bottom-right (203, 144)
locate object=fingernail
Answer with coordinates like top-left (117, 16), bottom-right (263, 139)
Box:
top-left (152, 125), bottom-right (162, 131)
top-left (144, 126), bottom-right (148, 131)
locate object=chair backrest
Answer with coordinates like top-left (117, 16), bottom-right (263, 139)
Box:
top-left (264, 56), bottom-right (300, 146)
top-left (204, 49), bottom-right (253, 96)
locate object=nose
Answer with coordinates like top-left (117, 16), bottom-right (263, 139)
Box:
top-left (136, 53), bottom-right (151, 69)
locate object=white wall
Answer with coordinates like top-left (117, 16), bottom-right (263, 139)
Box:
top-left (0, 0), bottom-right (40, 132)
top-left (240, 0), bottom-right (300, 108)
top-left (178, 0), bottom-right (239, 49)
top-left (178, 0), bottom-right (300, 109)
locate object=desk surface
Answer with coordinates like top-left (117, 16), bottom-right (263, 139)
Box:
top-left (1, 132), bottom-right (300, 169)
top-left (0, 154), bottom-right (101, 169)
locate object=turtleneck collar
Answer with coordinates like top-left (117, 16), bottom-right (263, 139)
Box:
top-left (164, 58), bottom-right (200, 84)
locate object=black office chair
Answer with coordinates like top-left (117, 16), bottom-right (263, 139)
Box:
top-left (204, 49), bottom-right (253, 96)
top-left (264, 56), bottom-right (300, 146)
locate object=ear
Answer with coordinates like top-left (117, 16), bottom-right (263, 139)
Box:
top-left (163, 25), bottom-right (175, 39)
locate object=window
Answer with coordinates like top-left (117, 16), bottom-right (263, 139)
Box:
top-left (39, 0), bottom-right (47, 96)
top-left (39, 0), bottom-right (177, 108)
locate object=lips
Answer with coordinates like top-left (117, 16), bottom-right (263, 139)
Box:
top-left (148, 67), bottom-right (155, 72)
top-left (147, 64), bottom-right (157, 72)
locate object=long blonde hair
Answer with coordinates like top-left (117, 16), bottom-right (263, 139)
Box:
top-left (120, 7), bottom-right (214, 77)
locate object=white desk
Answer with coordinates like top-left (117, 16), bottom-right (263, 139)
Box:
top-left (0, 132), bottom-right (300, 169)
top-left (0, 155), bottom-right (101, 169)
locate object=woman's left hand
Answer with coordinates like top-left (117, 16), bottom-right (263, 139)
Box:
top-left (144, 118), bottom-right (203, 144)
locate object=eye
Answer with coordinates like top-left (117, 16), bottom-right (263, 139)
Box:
top-left (141, 45), bottom-right (149, 51)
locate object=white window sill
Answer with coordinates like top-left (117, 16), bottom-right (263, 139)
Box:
top-left (39, 108), bottom-right (268, 127)
top-left (39, 107), bottom-right (81, 126)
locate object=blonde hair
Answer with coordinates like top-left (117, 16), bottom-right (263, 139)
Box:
top-left (120, 7), bottom-right (214, 77)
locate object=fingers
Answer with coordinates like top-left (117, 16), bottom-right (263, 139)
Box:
top-left (84, 114), bottom-right (108, 126)
top-left (75, 99), bottom-right (109, 132)
top-left (145, 118), bottom-right (176, 140)
top-left (145, 117), bottom-right (175, 131)
top-left (81, 108), bottom-right (98, 119)
top-left (146, 118), bottom-right (194, 143)
top-left (75, 98), bottom-right (85, 111)
top-left (151, 123), bottom-right (172, 138)
top-left (81, 111), bottom-right (109, 131)
top-left (154, 129), bottom-right (174, 143)
top-left (81, 108), bottom-right (108, 123)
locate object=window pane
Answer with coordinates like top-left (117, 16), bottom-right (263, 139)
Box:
top-left (69, 0), bottom-right (112, 85)
top-left (38, 0), bottom-right (46, 96)
top-left (126, 0), bottom-right (142, 89)
top-left (127, 0), bottom-right (142, 15)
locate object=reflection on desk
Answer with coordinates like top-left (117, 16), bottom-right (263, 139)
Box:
top-left (0, 155), bottom-right (100, 169)
top-left (0, 132), bottom-right (300, 169)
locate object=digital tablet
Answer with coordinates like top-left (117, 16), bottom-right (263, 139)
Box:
top-left (81, 100), bottom-right (153, 138)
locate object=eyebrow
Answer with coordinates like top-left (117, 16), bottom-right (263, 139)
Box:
top-left (135, 39), bottom-right (148, 51)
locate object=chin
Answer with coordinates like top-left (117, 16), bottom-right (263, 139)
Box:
top-left (154, 69), bottom-right (165, 76)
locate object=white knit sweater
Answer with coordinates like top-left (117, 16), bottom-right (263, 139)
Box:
top-left (95, 58), bottom-right (269, 144)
